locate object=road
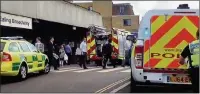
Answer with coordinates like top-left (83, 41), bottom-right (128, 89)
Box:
top-left (1, 64), bottom-right (130, 93)
top-left (1, 64), bottom-right (192, 93)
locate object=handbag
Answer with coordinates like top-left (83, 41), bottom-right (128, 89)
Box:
top-left (64, 54), bottom-right (68, 61)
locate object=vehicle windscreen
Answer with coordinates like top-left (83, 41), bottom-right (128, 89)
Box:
top-left (0, 42), bottom-right (5, 52)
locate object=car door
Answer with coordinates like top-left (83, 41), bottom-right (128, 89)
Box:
top-left (7, 42), bottom-right (21, 72)
top-left (26, 42), bottom-right (44, 70)
top-left (18, 42), bottom-right (36, 72)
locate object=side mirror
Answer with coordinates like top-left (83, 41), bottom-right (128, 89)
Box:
top-left (126, 35), bottom-right (136, 43)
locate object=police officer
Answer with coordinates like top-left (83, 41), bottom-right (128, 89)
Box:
top-left (179, 29), bottom-right (199, 93)
top-left (102, 39), bottom-right (115, 69)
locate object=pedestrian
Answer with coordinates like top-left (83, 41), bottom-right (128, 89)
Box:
top-left (179, 29), bottom-right (199, 93)
top-left (80, 38), bottom-right (88, 69)
top-left (59, 44), bottom-right (66, 67)
top-left (75, 43), bottom-right (82, 67)
top-left (35, 37), bottom-right (44, 53)
top-left (47, 37), bottom-right (59, 70)
top-left (122, 39), bottom-right (132, 67)
top-left (64, 41), bottom-right (72, 65)
top-left (55, 43), bottom-right (60, 68)
top-left (102, 39), bottom-right (115, 69)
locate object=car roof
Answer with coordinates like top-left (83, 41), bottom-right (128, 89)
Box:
top-left (1, 39), bottom-right (27, 43)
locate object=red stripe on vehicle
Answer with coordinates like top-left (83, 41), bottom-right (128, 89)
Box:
top-left (164, 28), bottom-right (195, 48)
top-left (148, 16), bottom-right (183, 50)
top-left (167, 59), bottom-right (181, 68)
top-left (112, 37), bottom-right (118, 44)
top-left (113, 47), bottom-right (119, 54)
top-left (144, 58), bottom-right (161, 68)
top-left (186, 16), bottom-right (199, 28)
top-left (87, 37), bottom-right (95, 43)
top-left (151, 16), bottom-right (159, 23)
top-left (144, 40), bottom-right (150, 52)
top-left (87, 45), bottom-right (96, 55)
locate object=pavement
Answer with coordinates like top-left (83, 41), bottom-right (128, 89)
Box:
top-left (1, 64), bottom-right (193, 93)
top-left (1, 64), bottom-right (130, 93)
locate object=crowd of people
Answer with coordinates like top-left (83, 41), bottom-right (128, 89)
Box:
top-left (34, 37), bottom-right (88, 70)
top-left (33, 36), bottom-right (132, 70)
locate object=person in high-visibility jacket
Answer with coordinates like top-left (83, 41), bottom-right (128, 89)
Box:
top-left (179, 29), bottom-right (199, 93)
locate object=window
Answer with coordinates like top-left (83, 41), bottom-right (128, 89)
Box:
top-left (18, 42), bottom-right (31, 52)
top-left (26, 42), bottom-right (38, 52)
top-left (123, 19), bottom-right (131, 26)
top-left (8, 42), bottom-right (20, 52)
top-left (88, 6), bottom-right (93, 11)
top-left (119, 6), bottom-right (125, 15)
top-left (0, 42), bottom-right (5, 52)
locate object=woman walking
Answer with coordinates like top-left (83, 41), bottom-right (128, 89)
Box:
top-left (59, 44), bottom-right (66, 67)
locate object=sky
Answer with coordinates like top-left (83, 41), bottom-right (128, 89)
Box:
top-left (73, 1), bottom-right (199, 20)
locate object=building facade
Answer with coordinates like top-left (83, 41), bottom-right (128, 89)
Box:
top-left (75, 1), bottom-right (139, 32)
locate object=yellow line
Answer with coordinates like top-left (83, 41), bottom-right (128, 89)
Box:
top-left (95, 77), bottom-right (130, 93)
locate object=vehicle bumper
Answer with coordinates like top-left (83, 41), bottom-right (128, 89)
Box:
top-left (1, 62), bottom-right (19, 76)
top-left (1, 71), bottom-right (18, 76)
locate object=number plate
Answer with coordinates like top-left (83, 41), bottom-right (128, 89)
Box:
top-left (167, 75), bottom-right (191, 83)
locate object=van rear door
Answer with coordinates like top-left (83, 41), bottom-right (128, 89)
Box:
top-left (144, 13), bottom-right (199, 69)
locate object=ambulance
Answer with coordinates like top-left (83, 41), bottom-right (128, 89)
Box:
top-left (86, 25), bottom-right (131, 65)
top-left (129, 6), bottom-right (199, 90)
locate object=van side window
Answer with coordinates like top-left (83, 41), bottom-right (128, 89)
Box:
top-left (8, 42), bottom-right (20, 52)
top-left (18, 42), bottom-right (31, 52)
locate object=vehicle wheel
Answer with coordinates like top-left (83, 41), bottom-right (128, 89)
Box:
top-left (17, 64), bottom-right (27, 81)
top-left (40, 61), bottom-right (50, 74)
top-left (130, 69), bottom-right (138, 93)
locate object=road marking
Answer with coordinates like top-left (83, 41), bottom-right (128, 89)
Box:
top-left (120, 69), bottom-right (131, 73)
top-left (74, 68), bottom-right (102, 73)
top-left (97, 67), bottom-right (125, 73)
top-left (95, 77), bottom-right (130, 93)
top-left (53, 68), bottom-right (82, 73)
top-left (110, 81), bottom-right (131, 93)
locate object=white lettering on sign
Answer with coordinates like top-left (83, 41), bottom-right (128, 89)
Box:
top-left (0, 12), bottom-right (32, 29)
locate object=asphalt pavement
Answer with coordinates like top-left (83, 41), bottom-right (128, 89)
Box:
top-left (1, 64), bottom-right (193, 93)
top-left (1, 64), bottom-right (130, 93)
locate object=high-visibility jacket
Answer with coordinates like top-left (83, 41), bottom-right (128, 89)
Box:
top-left (189, 40), bottom-right (200, 67)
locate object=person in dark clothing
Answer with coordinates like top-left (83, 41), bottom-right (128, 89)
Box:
top-left (102, 39), bottom-right (115, 69)
top-left (64, 41), bottom-right (72, 65)
top-left (179, 30), bottom-right (199, 93)
top-left (47, 37), bottom-right (59, 70)
top-left (54, 43), bottom-right (60, 68)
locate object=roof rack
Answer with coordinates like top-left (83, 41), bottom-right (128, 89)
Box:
top-left (0, 36), bottom-right (25, 40)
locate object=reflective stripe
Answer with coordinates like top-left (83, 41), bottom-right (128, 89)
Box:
top-left (189, 40), bottom-right (200, 67)
top-left (144, 15), bottom-right (199, 69)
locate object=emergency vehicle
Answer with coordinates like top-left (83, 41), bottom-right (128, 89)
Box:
top-left (86, 25), bottom-right (131, 65)
top-left (0, 37), bottom-right (50, 80)
top-left (128, 6), bottom-right (199, 90)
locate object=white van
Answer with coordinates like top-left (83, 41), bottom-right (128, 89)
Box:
top-left (129, 8), bottom-right (199, 91)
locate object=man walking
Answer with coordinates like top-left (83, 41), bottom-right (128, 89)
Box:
top-left (102, 39), bottom-right (115, 69)
top-left (179, 29), bottom-right (199, 93)
top-left (35, 37), bottom-right (44, 53)
top-left (47, 37), bottom-right (59, 70)
top-left (80, 38), bottom-right (88, 69)
top-left (64, 42), bottom-right (72, 65)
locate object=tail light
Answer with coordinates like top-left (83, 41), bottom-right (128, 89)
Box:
top-left (2, 52), bottom-right (12, 62)
top-left (134, 45), bottom-right (144, 69)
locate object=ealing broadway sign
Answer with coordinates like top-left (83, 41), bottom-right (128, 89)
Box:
top-left (0, 12), bottom-right (32, 29)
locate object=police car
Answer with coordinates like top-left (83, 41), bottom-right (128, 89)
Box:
top-left (0, 36), bottom-right (50, 80)
top-left (128, 5), bottom-right (199, 92)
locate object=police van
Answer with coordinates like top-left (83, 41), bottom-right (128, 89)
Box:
top-left (128, 5), bottom-right (199, 91)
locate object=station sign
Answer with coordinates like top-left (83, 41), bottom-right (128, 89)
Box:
top-left (0, 12), bottom-right (32, 29)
